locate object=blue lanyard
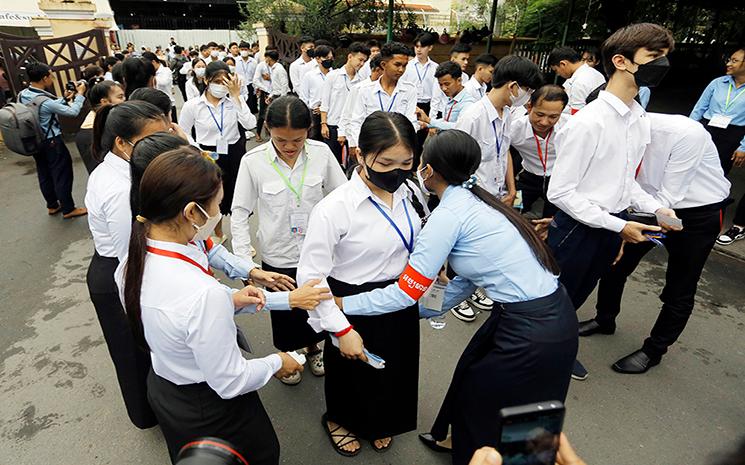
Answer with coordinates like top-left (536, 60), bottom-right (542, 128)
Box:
top-left (414, 62), bottom-right (429, 83)
top-left (207, 102), bottom-right (224, 135)
top-left (491, 119), bottom-right (505, 159)
top-left (378, 91), bottom-right (398, 112)
top-left (368, 197), bottom-right (413, 253)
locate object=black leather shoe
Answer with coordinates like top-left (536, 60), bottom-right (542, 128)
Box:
top-left (612, 349), bottom-right (661, 374)
top-left (578, 319), bottom-right (615, 337)
top-left (418, 433), bottom-right (451, 453)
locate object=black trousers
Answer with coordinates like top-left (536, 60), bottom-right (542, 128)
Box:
top-left (247, 84), bottom-right (259, 114)
top-left (322, 124), bottom-right (344, 165)
top-left (431, 286), bottom-right (577, 465)
top-left (147, 370), bottom-right (280, 465)
top-left (595, 203), bottom-right (722, 357)
top-left (200, 138), bottom-right (245, 215)
top-left (170, 105), bottom-right (178, 124)
top-left (256, 90), bottom-right (269, 136)
top-left (516, 170), bottom-right (558, 217)
top-left (415, 101), bottom-right (430, 167)
top-left (703, 120), bottom-right (745, 225)
top-left (177, 75), bottom-right (188, 102)
top-left (86, 252), bottom-right (157, 429)
top-left (309, 112), bottom-right (323, 141)
top-left (33, 135), bottom-right (76, 213)
top-left (547, 210), bottom-right (626, 310)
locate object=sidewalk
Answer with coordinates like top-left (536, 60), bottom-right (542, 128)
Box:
top-left (716, 155), bottom-right (745, 262)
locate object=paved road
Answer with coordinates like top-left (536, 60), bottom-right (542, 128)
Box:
top-left (1, 141), bottom-right (744, 465)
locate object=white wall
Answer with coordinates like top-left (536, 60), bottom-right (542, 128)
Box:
top-left (115, 29), bottom-right (255, 50)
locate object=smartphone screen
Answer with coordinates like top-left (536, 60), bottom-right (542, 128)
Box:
top-left (498, 406), bottom-right (564, 465)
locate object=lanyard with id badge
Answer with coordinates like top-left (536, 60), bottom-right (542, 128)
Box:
top-left (207, 102), bottom-right (229, 154)
top-left (708, 82), bottom-right (745, 129)
top-left (492, 118), bottom-right (507, 196)
top-left (266, 146), bottom-right (310, 237)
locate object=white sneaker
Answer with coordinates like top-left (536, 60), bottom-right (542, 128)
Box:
top-left (308, 350), bottom-right (325, 376)
top-left (280, 370), bottom-right (302, 385)
top-left (450, 301), bottom-right (477, 322)
top-left (468, 288), bottom-right (494, 311)
top-left (716, 226), bottom-right (745, 246)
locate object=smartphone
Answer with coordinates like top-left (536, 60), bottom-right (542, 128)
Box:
top-left (497, 401), bottom-right (565, 465)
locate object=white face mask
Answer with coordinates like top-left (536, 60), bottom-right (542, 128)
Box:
top-left (194, 67), bottom-right (206, 78)
top-left (210, 50), bottom-right (219, 58)
top-left (240, 50), bottom-right (250, 58)
top-left (228, 65), bottom-right (236, 73)
top-left (416, 166), bottom-right (434, 194)
top-left (190, 203), bottom-right (222, 242)
top-left (209, 83), bottom-right (229, 99)
top-left (510, 83), bottom-right (531, 109)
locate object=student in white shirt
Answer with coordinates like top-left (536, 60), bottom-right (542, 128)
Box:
top-left (320, 42), bottom-right (370, 165)
top-left (548, 46), bottom-right (606, 114)
top-left (509, 84), bottom-right (569, 218)
top-left (402, 32), bottom-right (438, 153)
top-left (253, 52), bottom-right (273, 142)
top-left (223, 56), bottom-right (249, 103)
top-left (266, 50), bottom-right (290, 100)
top-left (232, 96), bottom-right (346, 385)
top-left (464, 54), bottom-right (497, 101)
top-left (185, 58), bottom-right (207, 101)
top-left (546, 23), bottom-right (678, 380)
top-left (356, 39), bottom-right (381, 81)
top-left (346, 42), bottom-right (417, 155)
top-left (430, 43), bottom-right (472, 123)
top-left (198, 44), bottom-right (211, 62)
top-left (297, 111), bottom-right (428, 456)
top-left (143, 51), bottom-right (176, 122)
top-left (299, 44), bottom-right (334, 141)
top-left (85, 102), bottom-right (170, 429)
top-left (228, 41), bottom-right (240, 59)
top-left (581, 113), bottom-right (730, 374)
top-left (118, 149), bottom-right (304, 464)
top-left (179, 61), bottom-right (256, 236)
top-left (416, 61), bottom-right (477, 132)
top-left (289, 35), bottom-right (316, 94)
top-left (237, 41), bottom-right (259, 113)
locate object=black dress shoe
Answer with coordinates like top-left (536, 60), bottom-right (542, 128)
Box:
top-left (418, 433), bottom-right (451, 453)
top-left (578, 319), bottom-right (615, 337)
top-left (612, 349), bottom-right (661, 374)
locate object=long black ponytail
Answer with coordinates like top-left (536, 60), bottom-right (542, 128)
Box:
top-left (422, 129), bottom-right (560, 274)
top-left (91, 101), bottom-right (167, 161)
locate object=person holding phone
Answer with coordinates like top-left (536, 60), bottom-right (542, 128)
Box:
top-left (334, 129), bottom-right (577, 465)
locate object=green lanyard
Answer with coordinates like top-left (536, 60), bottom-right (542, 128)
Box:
top-left (725, 82), bottom-right (745, 112)
top-left (266, 145), bottom-right (308, 205)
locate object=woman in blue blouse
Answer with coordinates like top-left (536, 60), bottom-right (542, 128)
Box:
top-left (336, 129), bottom-right (578, 465)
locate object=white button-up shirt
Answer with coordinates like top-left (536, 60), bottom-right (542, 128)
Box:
top-left (357, 59), bottom-right (372, 81)
top-left (639, 113), bottom-right (730, 209)
top-left (402, 57), bottom-right (438, 103)
top-left (154, 64), bottom-right (175, 103)
top-left (338, 78), bottom-right (371, 140)
top-left (320, 67), bottom-right (364, 133)
top-left (185, 79), bottom-right (203, 101)
top-left (85, 152), bottom-right (132, 261)
top-left (252, 61), bottom-right (272, 94)
top-left (548, 91), bottom-right (663, 232)
top-left (299, 67), bottom-right (330, 109)
top-left (463, 75), bottom-right (487, 101)
top-left (430, 73), bottom-right (469, 120)
top-left (509, 113), bottom-right (569, 177)
top-left (113, 239), bottom-right (281, 399)
top-left (231, 140), bottom-right (347, 268)
top-left (179, 93), bottom-right (256, 146)
top-left (289, 56), bottom-right (317, 93)
top-left (455, 95), bottom-right (511, 196)
top-left (345, 77), bottom-right (419, 147)
top-left (563, 63), bottom-right (606, 114)
top-left (235, 56), bottom-right (257, 88)
top-left (269, 62), bottom-right (290, 98)
top-left (297, 169), bottom-right (423, 333)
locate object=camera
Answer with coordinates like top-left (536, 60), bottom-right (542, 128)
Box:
top-left (66, 79), bottom-right (86, 92)
top-left (175, 437), bottom-right (247, 465)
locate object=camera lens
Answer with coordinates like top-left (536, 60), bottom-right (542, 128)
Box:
top-left (175, 438), bottom-right (248, 465)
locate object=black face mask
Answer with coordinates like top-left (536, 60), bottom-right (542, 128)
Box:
top-left (321, 59), bottom-right (334, 70)
top-left (629, 56), bottom-right (670, 88)
top-left (365, 164), bottom-right (410, 193)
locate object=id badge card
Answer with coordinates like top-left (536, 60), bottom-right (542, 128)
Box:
top-left (216, 136), bottom-right (229, 155)
top-left (708, 114), bottom-right (732, 129)
top-left (420, 281), bottom-right (446, 312)
top-left (289, 211), bottom-right (309, 236)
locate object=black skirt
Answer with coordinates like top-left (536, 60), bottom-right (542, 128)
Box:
top-left (324, 276), bottom-right (420, 440)
top-left (430, 285), bottom-right (578, 465)
top-left (86, 251), bottom-right (157, 429)
top-left (262, 262), bottom-right (324, 351)
top-left (702, 120), bottom-right (745, 175)
top-left (147, 369), bottom-right (280, 465)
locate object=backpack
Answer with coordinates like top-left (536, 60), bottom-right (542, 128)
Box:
top-left (0, 92), bottom-right (54, 156)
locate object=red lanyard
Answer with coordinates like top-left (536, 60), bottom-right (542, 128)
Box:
top-left (533, 128), bottom-right (553, 174)
top-left (147, 246), bottom-right (214, 276)
top-left (445, 99), bottom-right (458, 122)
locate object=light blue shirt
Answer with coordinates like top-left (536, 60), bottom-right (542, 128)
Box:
top-left (690, 75), bottom-right (745, 152)
top-left (428, 87), bottom-right (477, 130)
top-left (638, 86), bottom-right (650, 109)
top-left (343, 185), bottom-right (558, 317)
top-left (18, 86), bottom-right (85, 139)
